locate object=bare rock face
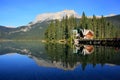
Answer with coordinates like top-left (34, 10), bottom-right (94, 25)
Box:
top-left (34, 10), bottom-right (81, 23)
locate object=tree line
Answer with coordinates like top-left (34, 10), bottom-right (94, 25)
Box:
top-left (44, 12), bottom-right (120, 41)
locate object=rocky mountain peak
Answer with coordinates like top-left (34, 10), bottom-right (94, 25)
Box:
top-left (34, 10), bottom-right (80, 23)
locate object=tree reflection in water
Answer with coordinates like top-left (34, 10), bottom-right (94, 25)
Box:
top-left (45, 43), bottom-right (120, 70)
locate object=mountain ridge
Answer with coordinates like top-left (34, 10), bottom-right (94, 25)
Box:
top-left (34, 10), bottom-right (80, 23)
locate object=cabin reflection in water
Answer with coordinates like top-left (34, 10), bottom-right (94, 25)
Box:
top-left (73, 45), bottom-right (94, 55)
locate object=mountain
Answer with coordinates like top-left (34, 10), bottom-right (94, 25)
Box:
top-left (6, 21), bottom-right (50, 39)
top-left (34, 10), bottom-right (80, 23)
top-left (0, 26), bottom-right (15, 32)
top-left (0, 25), bottom-right (16, 39)
top-left (0, 10), bottom-right (120, 40)
top-left (106, 14), bottom-right (120, 27)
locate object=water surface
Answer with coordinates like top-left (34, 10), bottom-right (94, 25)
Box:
top-left (0, 42), bottom-right (120, 80)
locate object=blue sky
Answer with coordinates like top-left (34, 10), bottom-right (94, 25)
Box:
top-left (0, 0), bottom-right (120, 27)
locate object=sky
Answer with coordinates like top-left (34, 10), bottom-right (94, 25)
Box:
top-left (0, 0), bottom-right (120, 27)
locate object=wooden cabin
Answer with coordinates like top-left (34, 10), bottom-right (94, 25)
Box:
top-left (82, 29), bottom-right (94, 39)
top-left (72, 29), bottom-right (94, 40)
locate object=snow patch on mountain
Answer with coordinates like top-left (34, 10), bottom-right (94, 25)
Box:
top-left (9, 25), bottom-right (32, 34)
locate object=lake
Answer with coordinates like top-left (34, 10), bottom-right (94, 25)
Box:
top-left (0, 42), bottom-right (120, 80)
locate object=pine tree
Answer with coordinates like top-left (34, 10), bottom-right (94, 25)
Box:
top-left (92, 15), bottom-right (97, 38)
top-left (65, 15), bottom-right (69, 39)
top-left (80, 12), bottom-right (87, 29)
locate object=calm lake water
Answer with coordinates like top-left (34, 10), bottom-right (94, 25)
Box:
top-left (0, 42), bottom-right (120, 80)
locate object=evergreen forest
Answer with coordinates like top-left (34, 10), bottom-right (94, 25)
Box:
top-left (44, 12), bottom-right (120, 41)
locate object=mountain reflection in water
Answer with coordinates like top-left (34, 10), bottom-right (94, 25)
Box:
top-left (0, 42), bottom-right (120, 80)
